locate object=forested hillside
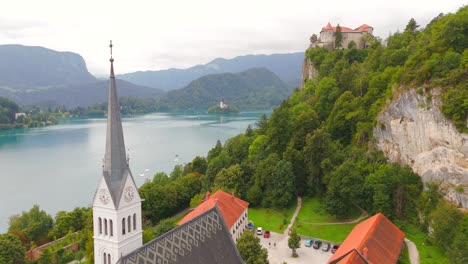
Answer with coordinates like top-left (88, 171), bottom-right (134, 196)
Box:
top-left (141, 7), bottom-right (467, 262)
top-left (158, 68), bottom-right (292, 110)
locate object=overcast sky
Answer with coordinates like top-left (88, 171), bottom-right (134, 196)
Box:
top-left (1, 0), bottom-right (465, 75)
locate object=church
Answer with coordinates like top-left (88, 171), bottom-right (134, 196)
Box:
top-left (92, 42), bottom-right (243, 264)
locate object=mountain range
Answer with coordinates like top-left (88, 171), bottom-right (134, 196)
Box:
top-left (0, 44), bottom-right (302, 108)
top-left (0, 45), bottom-right (163, 107)
top-left (117, 52), bottom-right (304, 91)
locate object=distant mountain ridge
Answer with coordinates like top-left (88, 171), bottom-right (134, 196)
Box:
top-left (159, 67), bottom-right (292, 110)
top-left (0, 44), bottom-right (96, 88)
top-left (0, 44), bottom-right (163, 107)
top-left (117, 52), bottom-right (304, 91)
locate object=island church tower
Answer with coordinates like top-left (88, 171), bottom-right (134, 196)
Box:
top-left (93, 41), bottom-right (142, 264)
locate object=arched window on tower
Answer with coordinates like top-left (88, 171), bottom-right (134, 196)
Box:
top-left (133, 213), bottom-right (137, 230)
top-left (103, 253), bottom-right (107, 264)
top-left (122, 218), bottom-right (126, 235)
top-left (104, 219), bottom-right (108, 235)
top-left (128, 215), bottom-right (131, 233)
top-left (98, 217), bottom-right (102, 234)
top-left (108, 253), bottom-right (111, 264)
top-left (110, 219), bottom-right (113, 236)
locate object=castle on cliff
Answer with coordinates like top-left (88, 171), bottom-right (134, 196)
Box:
top-left (311, 22), bottom-right (373, 50)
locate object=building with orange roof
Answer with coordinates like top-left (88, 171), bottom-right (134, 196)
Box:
top-left (311, 22), bottom-right (373, 50)
top-left (178, 190), bottom-right (250, 242)
top-left (328, 213), bottom-right (405, 264)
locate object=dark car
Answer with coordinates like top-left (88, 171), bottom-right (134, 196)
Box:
top-left (331, 244), bottom-right (340, 253)
top-left (322, 242), bottom-right (331, 252)
top-left (313, 240), bottom-right (322, 249)
top-left (263, 230), bottom-right (270, 238)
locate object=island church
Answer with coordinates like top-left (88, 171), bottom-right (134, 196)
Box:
top-left (92, 42), bottom-right (243, 264)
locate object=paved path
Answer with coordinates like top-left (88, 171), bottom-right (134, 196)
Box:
top-left (259, 196), bottom-right (332, 263)
top-left (297, 207), bottom-right (368, 225)
top-left (404, 238), bottom-right (420, 264)
top-left (285, 196), bottom-right (302, 234)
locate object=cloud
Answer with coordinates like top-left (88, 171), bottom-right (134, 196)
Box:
top-left (0, 18), bottom-right (46, 39)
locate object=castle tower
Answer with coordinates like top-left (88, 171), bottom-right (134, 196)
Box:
top-left (93, 41), bottom-right (142, 264)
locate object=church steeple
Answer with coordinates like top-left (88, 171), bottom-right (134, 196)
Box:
top-left (103, 40), bottom-right (129, 208)
top-left (93, 42), bottom-right (143, 264)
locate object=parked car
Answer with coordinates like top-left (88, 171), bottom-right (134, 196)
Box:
top-left (331, 244), bottom-right (340, 253)
top-left (313, 240), bottom-right (322, 249)
top-left (256, 227), bottom-right (263, 235)
top-left (247, 222), bottom-right (254, 230)
top-left (263, 230), bottom-right (270, 238)
top-left (305, 239), bottom-right (314, 247)
top-left (322, 242), bottom-right (331, 252)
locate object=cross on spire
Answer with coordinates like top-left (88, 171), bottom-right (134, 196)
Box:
top-left (109, 40), bottom-right (114, 62)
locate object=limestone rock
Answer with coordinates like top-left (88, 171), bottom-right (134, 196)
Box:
top-left (300, 58), bottom-right (318, 88)
top-left (374, 88), bottom-right (468, 207)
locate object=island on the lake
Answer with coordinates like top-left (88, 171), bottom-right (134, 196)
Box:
top-left (208, 99), bottom-right (239, 114)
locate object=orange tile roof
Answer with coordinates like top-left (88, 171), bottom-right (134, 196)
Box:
top-left (177, 190), bottom-right (249, 229)
top-left (321, 23), bottom-right (372, 33)
top-left (355, 24), bottom-right (373, 32)
top-left (328, 213), bottom-right (405, 264)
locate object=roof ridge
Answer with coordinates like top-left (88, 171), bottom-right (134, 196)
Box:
top-left (355, 213), bottom-right (380, 252)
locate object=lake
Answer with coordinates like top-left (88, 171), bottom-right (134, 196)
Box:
top-left (0, 110), bottom-right (270, 232)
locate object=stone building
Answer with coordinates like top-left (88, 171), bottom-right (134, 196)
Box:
top-left (311, 22), bottom-right (373, 50)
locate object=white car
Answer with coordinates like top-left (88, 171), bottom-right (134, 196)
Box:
top-left (256, 227), bottom-right (263, 235)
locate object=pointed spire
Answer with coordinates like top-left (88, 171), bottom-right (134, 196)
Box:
top-left (103, 40), bottom-right (129, 207)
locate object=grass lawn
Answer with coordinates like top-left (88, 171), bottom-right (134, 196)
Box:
top-left (294, 220), bottom-right (363, 243)
top-left (403, 224), bottom-right (448, 264)
top-left (297, 196), bottom-right (361, 223)
top-left (248, 199), bottom-right (297, 233)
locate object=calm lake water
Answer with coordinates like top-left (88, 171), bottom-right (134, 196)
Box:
top-left (0, 110), bottom-right (270, 232)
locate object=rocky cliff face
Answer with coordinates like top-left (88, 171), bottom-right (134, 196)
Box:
top-left (300, 58), bottom-right (318, 88)
top-left (374, 88), bottom-right (468, 207)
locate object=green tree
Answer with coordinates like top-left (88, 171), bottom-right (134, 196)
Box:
top-left (335, 24), bottom-right (343, 49)
top-left (207, 139), bottom-right (223, 161)
top-left (271, 160), bottom-right (295, 208)
top-left (404, 18), bottom-right (419, 34)
top-left (0, 233), bottom-right (26, 264)
top-left (288, 229), bottom-right (300, 257)
top-left (255, 114), bottom-right (269, 135)
top-left (248, 135), bottom-right (269, 162)
top-left (153, 219), bottom-right (177, 237)
top-left (364, 164), bottom-right (422, 219)
top-left (447, 215), bottom-right (468, 264)
top-left (8, 205), bottom-right (53, 245)
top-left (190, 156), bottom-right (208, 175)
top-left (206, 150), bottom-right (233, 184)
top-left (152, 172), bottom-right (170, 185)
top-left (224, 134), bottom-right (253, 164)
top-left (310, 34), bottom-right (318, 43)
top-left (347, 40), bottom-right (357, 49)
top-left (213, 164), bottom-right (245, 197)
top-left (303, 128), bottom-right (342, 195)
top-left (190, 193), bottom-right (206, 208)
top-left (236, 231), bottom-right (269, 264)
top-left (429, 202), bottom-right (464, 250)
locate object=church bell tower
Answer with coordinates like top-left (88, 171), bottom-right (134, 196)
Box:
top-left (92, 41), bottom-right (143, 264)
